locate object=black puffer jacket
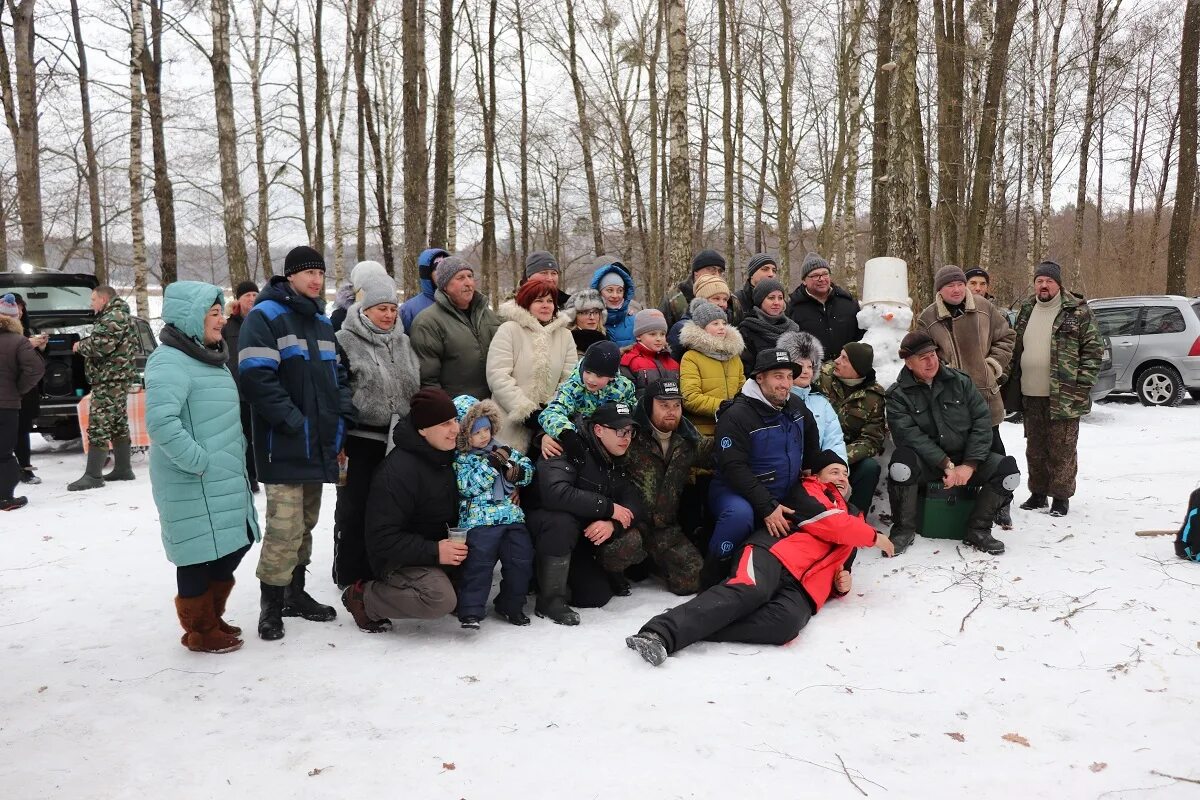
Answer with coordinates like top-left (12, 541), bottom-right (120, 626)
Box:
top-left (535, 417), bottom-right (645, 530)
top-left (787, 285), bottom-right (864, 360)
top-left (363, 416), bottom-right (458, 577)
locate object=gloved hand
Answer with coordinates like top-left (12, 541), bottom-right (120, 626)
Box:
top-left (486, 449), bottom-right (510, 473)
top-left (559, 429), bottom-right (586, 464)
top-left (523, 406), bottom-right (546, 431)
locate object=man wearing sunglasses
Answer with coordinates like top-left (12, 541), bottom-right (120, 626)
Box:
top-left (787, 251), bottom-right (865, 361)
top-left (526, 401), bottom-right (647, 624)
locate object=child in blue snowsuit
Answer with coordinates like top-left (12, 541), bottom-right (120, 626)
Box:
top-left (453, 395), bottom-right (536, 628)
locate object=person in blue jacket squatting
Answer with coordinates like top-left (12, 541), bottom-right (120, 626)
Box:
top-left (589, 257), bottom-right (638, 348)
top-left (452, 394), bottom-right (536, 629)
top-left (704, 347), bottom-right (821, 587)
top-left (238, 245), bottom-right (357, 641)
top-left (399, 247), bottom-right (450, 333)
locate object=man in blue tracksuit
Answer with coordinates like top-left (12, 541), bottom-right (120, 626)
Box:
top-left (400, 247), bottom-right (450, 333)
top-left (239, 245), bottom-right (357, 641)
top-left (705, 348), bottom-right (821, 585)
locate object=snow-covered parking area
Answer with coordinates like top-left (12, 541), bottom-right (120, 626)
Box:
top-left (3, 399), bottom-right (1198, 798)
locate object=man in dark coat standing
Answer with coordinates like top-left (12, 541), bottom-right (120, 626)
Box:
top-left (0, 294), bottom-right (45, 510)
top-left (223, 280), bottom-right (259, 492)
top-left (885, 331), bottom-right (1020, 556)
top-left (526, 402), bottom-right (647, 625)
top-left (787, 252), bottom-right (864, 360)
top-left (239, 246), bottom-right (357, 640)
top-left (341, 388), bottom-right (465, 632)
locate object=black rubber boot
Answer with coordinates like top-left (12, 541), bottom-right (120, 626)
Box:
top-left (103, 436), bottom-right (136, 481)
top-left (626, 631), bottom-right (668, 666)
top-left (67, 447), bottom-right (108, 492)
top-left (281, 566), bottom-right (337, 621)
top-left (258, 582), bottom-right (286, 640)
top-left (534, 555), bottom-right (580, 626)
top-left (1049, 498), bottom-right (1069, 517)
top-left (962, 486), bottom-right (1008, 555)
top-left (607, 571), bottom-right (632, 597)
top-left (886, 480), bottom-right (920, 555)
top-left (994, 500), bottom-right (1014, 530)
top-left (1019, 493), bottom-right (1048, 510)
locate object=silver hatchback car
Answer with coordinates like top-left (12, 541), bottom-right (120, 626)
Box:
top-left (1088, 295), bottom-right (1200, 406)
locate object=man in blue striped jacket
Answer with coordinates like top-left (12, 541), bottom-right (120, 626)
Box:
top-left (239, 245), bottom-right (356, 641)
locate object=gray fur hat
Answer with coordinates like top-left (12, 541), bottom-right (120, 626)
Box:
top-left (563, 288), bottom-right (608, 326)
top-left (776, 330), bottom-right (824, 367)
top-left (689, 297), bottom-right (727, 329)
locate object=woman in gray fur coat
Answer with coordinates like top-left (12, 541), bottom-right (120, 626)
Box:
top-left (332, 275), bottom-right (421, 588)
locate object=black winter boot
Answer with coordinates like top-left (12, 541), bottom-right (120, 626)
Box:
top-left (103, 436), bottom-right (136, 481)
top-left (1049, 498), bottom-right (1069, 517)
top-left (886, 480), bottom-right (920, 555)
top-left (258, 582), bottom-right (286, 640)
top-left (1019, 493), bottom-right (1048, 510)
top-left (67, 447), bottom-right (108, 492)
top-left (994, 500), bottom-right (1014, 530)
top-left (535, 555), bottom-right (580, 626)
top-left (625, 631), bottom-right (668, 666)
top-left (962, 486), bottom-right (1008, 555)
top-left (607, 571), bottom-right (632, 597)
top-left (281, 566), bottom-right (337, 621)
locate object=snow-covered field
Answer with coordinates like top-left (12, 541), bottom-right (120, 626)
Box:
top-left (3, 400), bottom-right (1198, 799)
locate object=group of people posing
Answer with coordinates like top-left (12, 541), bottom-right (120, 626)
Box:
top-left (0, 242), bottom-right (1103, 666)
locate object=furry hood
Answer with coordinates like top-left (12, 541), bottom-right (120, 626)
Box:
top-left (678, 320), bottom-right (745, 361)
top-left (498, 299), bottom-right (570, 335)
top-left (454, 395), bottom-right (504, 452)
top-left (776, 330), bottom-right (824, 366)
top-left (0, 314), bottom-right (22, 335)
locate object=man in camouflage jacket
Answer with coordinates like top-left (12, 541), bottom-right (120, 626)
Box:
top-left (624, 380), bottom-right (711, 595)
top-left (1003, 261), bottom-right (1103, 516)
top-left (815, 354), bottom-right (887, 514)
top-left (69, 286), bottom-right (139, 491)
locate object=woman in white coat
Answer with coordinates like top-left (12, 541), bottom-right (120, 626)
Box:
top-left (486, 277), bottom-right (577, 452)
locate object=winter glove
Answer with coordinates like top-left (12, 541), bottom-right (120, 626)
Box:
top-left (523, 406), bottom-right (546, 431)
top-left (559, 429), bottom-right (586, 465)
top-left (486, 449), bottom-right (510, 474)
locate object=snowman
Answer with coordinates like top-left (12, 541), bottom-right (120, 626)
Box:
top-left (856, 256), bottom-right (913, 390)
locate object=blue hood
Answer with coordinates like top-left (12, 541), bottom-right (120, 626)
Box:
top-left (589, 262), bottom-right (635, 311)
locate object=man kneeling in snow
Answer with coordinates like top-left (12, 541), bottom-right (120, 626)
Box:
top-left (625, 450), bottom-right (894, 666)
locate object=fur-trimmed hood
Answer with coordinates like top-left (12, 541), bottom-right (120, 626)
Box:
top-left (498, 299), bottom-right (571, 336)
top-left (454, 394), bottom-right (504, 452)
top-left (678, 320), bottom-right (745, 361)
top-left (776, 330), bottom-right (825, 366)
top-left (0, 314), bottom-right (22, 335)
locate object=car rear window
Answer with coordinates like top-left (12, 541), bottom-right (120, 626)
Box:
top-left (7, 284), bottom-right (93, 313)
top-left (1094, 306), bottom-right (1140, 337)
top-left (1141, 306), bottom-right (1187, 335)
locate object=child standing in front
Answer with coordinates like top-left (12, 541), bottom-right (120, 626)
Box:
top-left (452, 395), bottom-right (536, 629)
top-left (620, 309), bottom-right (680, 397)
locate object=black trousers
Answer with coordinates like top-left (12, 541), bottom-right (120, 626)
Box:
top-left (332, 435), bottom-right (388, 587)
top-left (240, 402), bottom-right (257, 485)
top-left (176, 544), bottom-right (250, 598)
top-left (640, 545), bottom-right (814, 654)
top-left (0, 409), bottom-right (19, 501)
top-left (528, 509), bottom-right (630, 609)
top-left (16, 398), bottom-right (34, 470)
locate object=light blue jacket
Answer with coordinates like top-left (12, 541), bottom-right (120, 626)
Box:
top-left (146, 281), bottom-right (261, 567)
top-left (790, 385), bottom-right (848, 463)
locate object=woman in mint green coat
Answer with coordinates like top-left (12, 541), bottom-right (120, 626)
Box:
top-left (146, 281), bottom-right (261, 654)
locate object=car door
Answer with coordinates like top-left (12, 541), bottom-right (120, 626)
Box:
top-left (1092, 306), bottom-right (1141, 389)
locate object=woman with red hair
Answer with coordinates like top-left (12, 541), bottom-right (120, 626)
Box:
top-left (486, 277), bottom-right (578, 452)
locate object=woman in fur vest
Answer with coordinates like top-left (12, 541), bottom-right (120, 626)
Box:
top-left (333, 274), bottom-right (421, 588)
top-left (486, 277), bottom-right (577, 452)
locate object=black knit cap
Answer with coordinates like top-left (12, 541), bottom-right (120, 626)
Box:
top-left (234, 280), bottom-right (259, 298)
top-left (964, 267), bottom-right (990, 282)
top-left (580, 340), bottom-right (621, 378)
top-left (410, 387), bottom-right (458, 430)
top-left (746, 253), bottom-right (777, 281)
top-left (524, 250), bottom-right (560, 279)
top-left (284, 245), bottom-right (326, 277)
top-left (1034, 260), bottom-right (1063, 285)
top-left (691, 249), bottom-right (726, 275)
top-left (809, 449), bottom-right (848, 474)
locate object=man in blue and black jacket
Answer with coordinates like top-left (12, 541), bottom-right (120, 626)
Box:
top-left (239, 245), bottom-right (356, 641)
top-left (706, 348), bottom-right (821, 585)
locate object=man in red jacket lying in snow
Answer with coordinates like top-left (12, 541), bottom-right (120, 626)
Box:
top-left (626, 449), bottom-right (894, 666)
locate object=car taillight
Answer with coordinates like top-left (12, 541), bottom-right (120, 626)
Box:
top-left (1190, 336), bottom-right (1200, 357)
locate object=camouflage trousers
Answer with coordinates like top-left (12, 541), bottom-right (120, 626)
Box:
top-left (256, 483), bottom-right (323, 586)
top-left (596, 527), bottom-right (648, 574)
top-left (1022, 396), bottom-right (1080, 499)
top-left (640, 524), bottom-right (703, 595)
top-left (88, 382), bottom-right (129, 449)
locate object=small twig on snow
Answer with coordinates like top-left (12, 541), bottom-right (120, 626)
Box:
top-left (1052, 601), bottom-right (1097, 626)
top-left (1150, 770), bottom-right (1200, 785)
top-left (836, 753), bottom-right (868, 796)
top-left (110, 667), bottom-right (223, 682)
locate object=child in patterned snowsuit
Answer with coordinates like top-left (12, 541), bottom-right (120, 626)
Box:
top-left (452, 395), bottom-right (536, 628)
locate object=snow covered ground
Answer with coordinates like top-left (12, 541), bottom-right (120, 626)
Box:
top-left (3, 399), bottom-right (1198, 799)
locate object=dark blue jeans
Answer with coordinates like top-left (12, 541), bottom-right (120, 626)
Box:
top-left (457, 523), bottom-right (534, 619)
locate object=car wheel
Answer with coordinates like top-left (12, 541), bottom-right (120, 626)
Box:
top-left (1135, 365), bottom-right (1185, 407)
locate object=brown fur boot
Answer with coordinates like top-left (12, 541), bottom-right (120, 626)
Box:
top-left (210, 579), bottom-right (241, 636)
top-left (175, 593), bottom-right (243, 654)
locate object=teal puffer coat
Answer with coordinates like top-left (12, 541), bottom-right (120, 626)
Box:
top-left (146, 281), bottom-right (261, 566)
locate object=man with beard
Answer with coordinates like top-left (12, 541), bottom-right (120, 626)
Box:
top-left (623, 379), bottom-right (710, 595)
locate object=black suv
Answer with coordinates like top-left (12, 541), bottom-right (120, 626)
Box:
top-left (0, 272), bottom-right (157, 440)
